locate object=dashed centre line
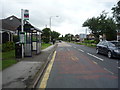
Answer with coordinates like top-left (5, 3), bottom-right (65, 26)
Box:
top-left (78, 49), bottom-right (84, 52)
top-left (104, 68), bottom-right (114, 75)
top-left (87, 53), bottom-right (104, 61)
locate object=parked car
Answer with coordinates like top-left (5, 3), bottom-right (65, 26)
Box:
top-left (96, 40), bottom-right (120, 59)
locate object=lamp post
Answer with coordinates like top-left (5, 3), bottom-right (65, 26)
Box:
top-left (49, 16), bottom-right (59, 30)
top-left (49, 16), bottom-right (59, 42)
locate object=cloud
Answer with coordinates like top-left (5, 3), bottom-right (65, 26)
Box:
top-left (1, 0), bottom-right (118, 35)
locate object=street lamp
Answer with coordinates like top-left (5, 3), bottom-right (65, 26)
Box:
top-left (49, 16), bottom-right (59, 42)
top-left (49, 16), bottom-right (59, 30)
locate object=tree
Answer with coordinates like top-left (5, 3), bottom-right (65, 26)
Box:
top-left (112, 1), bottom-right (120, 31)
top-left (51, 31), bottom-right (60, 41)
top-left (83, 11), bottom-right (117, 42)
top-left (64, 33), bottom-right (74, 42)
top-left (41, 28), bottom-right (51, 43)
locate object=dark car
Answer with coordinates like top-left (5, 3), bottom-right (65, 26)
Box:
top-left (96, 40), bottom-right (120, 59)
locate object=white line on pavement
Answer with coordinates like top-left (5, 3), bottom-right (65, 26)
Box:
top-left (87, 53), bottom-right (104, 61)
top-left (78, 49), bottom-right (84, 52)
top-left (104, 68), bottom-right (114, 75)
top-left (118, 67), bottom-right (120, 69)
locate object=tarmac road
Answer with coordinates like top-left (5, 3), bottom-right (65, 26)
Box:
top-left (39, 42), bottom-right (119, 88)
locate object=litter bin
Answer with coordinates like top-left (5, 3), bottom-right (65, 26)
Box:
top-left (15, 42), bottom-right (22, 58)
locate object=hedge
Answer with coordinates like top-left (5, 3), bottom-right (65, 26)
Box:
top-left (2, 42), bottom-right (15, 52)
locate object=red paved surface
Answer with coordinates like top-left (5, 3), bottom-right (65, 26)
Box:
top-left (55, 49), bottom-right (118, 80)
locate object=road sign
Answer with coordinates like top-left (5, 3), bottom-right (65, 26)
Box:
top-left (24, 10), bottom-right (29, 20)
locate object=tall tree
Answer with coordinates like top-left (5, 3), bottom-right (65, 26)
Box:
top-left (83, 11), bottom-right (117, 41)
top-left (41, 28), bottom-right (51, 43)
top-left (51, 31), bottom-right (60, 41)
top-left (112, 1), bottom-right (120, 30)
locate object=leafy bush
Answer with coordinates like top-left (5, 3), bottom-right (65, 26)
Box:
top-left (2, 42), bottom-right (15, 52)
top-left (13, 35), bottom-right (19, 42)
top-left (42, 38), bottom-right (50, 43)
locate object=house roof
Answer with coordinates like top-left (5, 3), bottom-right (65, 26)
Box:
top-left (0, 15), bottom-right (42, 33)
top-left (1, 15), bottom-right (21, 31)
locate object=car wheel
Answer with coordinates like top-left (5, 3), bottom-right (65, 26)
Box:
top-left (96, 49), bottom-right (99, 54)
top-left (108, 51), bottom-right (112, 58)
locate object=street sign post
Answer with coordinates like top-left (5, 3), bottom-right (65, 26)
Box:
top-left (21, 9), bottom-right (29, 58)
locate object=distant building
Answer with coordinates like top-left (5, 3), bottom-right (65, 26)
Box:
top-left (86, 33), bottom-right (95, 40)
top-left (79, 34), bottom-right (87, 41)
top-left (75, 34), bottom-right (80, 42)
top-left (117, 30), bottom-right (120, 41)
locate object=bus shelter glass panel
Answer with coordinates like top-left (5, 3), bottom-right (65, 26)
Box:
top-left (24, 32), bottom-right (32, 56)
top-left (36, 32), bottom-right (41, 54)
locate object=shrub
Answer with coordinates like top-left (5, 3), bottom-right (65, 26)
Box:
top-left (13, 35), bottom-right (19, 43)
top-left (2, 42), bottom-right (15, 52)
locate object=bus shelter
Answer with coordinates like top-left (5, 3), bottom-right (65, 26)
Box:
top-left (17, 23), bottom-right (42, 57)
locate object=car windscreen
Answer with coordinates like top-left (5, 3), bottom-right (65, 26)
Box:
top-left (110, 42), bottom-right (120, 47)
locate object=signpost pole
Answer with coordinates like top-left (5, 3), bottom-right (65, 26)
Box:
top-left (21, 9), bottom-right (24, 58)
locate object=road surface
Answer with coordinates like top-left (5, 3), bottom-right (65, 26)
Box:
top-left (38, 42), bottom-right (119, 88)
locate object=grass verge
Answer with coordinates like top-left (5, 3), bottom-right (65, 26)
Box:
top-left (0, 50), bottom-right (17, 70)
top-left (41, 43), bottom-right (52, 50)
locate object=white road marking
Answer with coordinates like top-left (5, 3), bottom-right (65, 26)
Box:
top-left (78, 49), bottom-right (84, 52)
top-left (87, 53), bottom-right (104, 61)
top-left (104, 68), bottom-right (114, 75)
top-left (118, 67), bottom-right (120, 69)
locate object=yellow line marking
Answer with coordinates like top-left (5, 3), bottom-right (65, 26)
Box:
top-left (71, 56), bottom-right (79, 61)
top-left (39, 51), bottom-right (56, 88)
top-left (92, 61), bottom-right (98, 64)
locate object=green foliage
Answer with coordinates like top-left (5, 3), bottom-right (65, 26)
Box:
top-left (51, 31), bottom-right (60, 40)
top-left (2, 50), bottom-right (15, 59)
top-left (41, 43), bottom-right (52, 50)
top-left (112, 1), bottom-right (120, 24)
top-left (2, 42), bottom-right (15, 52)
top-left (1, 50), bottom-right (16, 70)
top-left (2, 59), bottom-right (17, 70)
top-left (13, 35), bottom-right (19, 42)
top-left (64, 33), bottom-right (74, 41)
top-left (42, 28), bottom-right (51, 43)
top-left (42, 37), bottom-right (50, 43)
top-left (83, 11), bottom-right (117, 41)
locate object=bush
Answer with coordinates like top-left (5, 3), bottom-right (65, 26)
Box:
top-left (13, 35), bottom-right (19, 43)
top-left (2, 42), bottom-right (15, 52)
top-left (42, 38), bottom-right (50, 43)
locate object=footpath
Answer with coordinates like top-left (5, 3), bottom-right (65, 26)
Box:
top-left (2, 44), bottom-right (57, 89)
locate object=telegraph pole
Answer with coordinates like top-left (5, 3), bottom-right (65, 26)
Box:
top-left (21, 9), bottom-right (24, 58)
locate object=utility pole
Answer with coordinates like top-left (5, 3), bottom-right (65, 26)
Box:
top-left (21, 9), bottom-right (24, 58)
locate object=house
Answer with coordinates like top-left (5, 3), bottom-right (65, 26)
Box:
top-left (0, 15), bottom-right (21, 43)
top-left (75, 34), bottom-right (80, 42)
top-left (86, 33), bottom-right (95, 40)
top-left (1, 15), bottom-right (42, 56)
top-left (117, 30), bottom-right (120, 41)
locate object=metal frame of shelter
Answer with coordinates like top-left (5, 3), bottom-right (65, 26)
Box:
top-left (17, 23), bottom-right (42, 57)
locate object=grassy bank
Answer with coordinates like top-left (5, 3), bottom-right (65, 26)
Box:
top-left (1, 50), bottom-right (17, 70)
top-left (0, 43), bottom-right (52, 70)
top-left (41, 43), bottom-right (52, 50)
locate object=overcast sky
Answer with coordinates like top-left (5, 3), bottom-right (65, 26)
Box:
top-left (1, 0), bottom-right (119, 36)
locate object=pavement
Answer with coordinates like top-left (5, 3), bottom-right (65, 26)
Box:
top-left (1, 43), bottom-right (57, 89)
